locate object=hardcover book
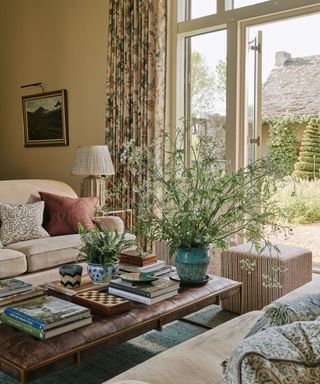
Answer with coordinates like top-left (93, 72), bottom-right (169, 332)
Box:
top-left (120, 260), bottom-right (166, 273)
top-left (110, 278), bottom-right (180, 298)
top-left (119, 250), bottom-right (157, 260)
top-left (1, 313), bottom-right (92, 340)
top-left (0, 279), bottom-right (32, 298)
top-left (0, 287), bottom-right (44, 313)
top-left (4, 296), bottom-right (91, 331)
top-left (119, 255), bottom-right (157, 267)
top-left (108, 287), bottom-right (178, 305)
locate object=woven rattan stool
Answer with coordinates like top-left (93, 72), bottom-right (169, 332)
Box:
top-left (217, 243), bottom-right (312, 314)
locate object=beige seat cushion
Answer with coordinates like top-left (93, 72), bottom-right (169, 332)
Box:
top-left (7, 234), bottom-right (80, 272)
top-left (106, 311), bottom-right (262, 384)
top-left (0, 249), bottom-right (27, 278)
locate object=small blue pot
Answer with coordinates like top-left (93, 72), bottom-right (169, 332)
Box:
top-left (88, 261), bottom-right (119, 284)
top-left (175, 247), bottom-right (209, 283)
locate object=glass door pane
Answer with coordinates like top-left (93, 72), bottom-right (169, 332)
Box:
top-left (185, 30), bottom-right (227, 166)
top-left (232, 0), bottom-right (267, 8)
top-left (178, 0), bottom-right (217, 22)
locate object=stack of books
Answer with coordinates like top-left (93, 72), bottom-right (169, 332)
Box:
top-left (0, 278), bottom-right (33, 297)
top-left (1, 296), bottom-right (92, 340)
top-left (119, 250), bottom-right (172, 276)
top-left (0, 278), bottom-right (44, 314)
top-left (109, 277), bottom-right (180, 305)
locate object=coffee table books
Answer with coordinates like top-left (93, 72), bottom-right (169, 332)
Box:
top-left (110, 277), bottom-right (180, 298)
top-left (108, 287), bottom-right (178, 305)
top-left (3, 296), bottom-right (91, 330)
top-left (1, 313), bottom-right (92, 340)
top-left (120, 259), bottom-right (166, 273)
top-left (0, 286), bottom-right (44, 313)
top-left (0, 278), bottom-right (32, 297)
top-left (109, 277), bottom-right (180, 305)
top-left (45, 273), bottom-right (108, 296)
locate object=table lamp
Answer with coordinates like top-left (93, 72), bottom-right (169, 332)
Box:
top-left (71, 145), bottom-right (115, 207)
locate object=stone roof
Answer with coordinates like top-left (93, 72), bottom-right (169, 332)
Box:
top-left (262, 52), bottom-right (320, 119)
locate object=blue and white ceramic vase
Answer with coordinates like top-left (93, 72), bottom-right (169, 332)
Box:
top-left (175, 247), bottom-right (209, 283)
top-left (88, 261), bottom-right (119, 284)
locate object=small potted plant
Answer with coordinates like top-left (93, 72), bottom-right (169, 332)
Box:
top-left (78, 224), bottom-right (136, 283)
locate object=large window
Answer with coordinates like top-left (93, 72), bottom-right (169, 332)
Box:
top-left (172, 0), bottom-right (320, 170)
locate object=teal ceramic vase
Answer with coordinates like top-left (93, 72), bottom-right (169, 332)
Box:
top-left (175, 247), bottom-right (210, 283)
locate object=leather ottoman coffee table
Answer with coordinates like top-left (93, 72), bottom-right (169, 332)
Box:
top-left (0, 275), bottom-right (242, 384)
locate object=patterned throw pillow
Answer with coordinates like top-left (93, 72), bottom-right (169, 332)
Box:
top-left (220, 321), bottom-right (320, 384)
top-left (0, 202), bottom-right (49, 246)
top-left (39, 192), bottom-right (98, 236)
top-left (246, 294), bottom-right (320, 338)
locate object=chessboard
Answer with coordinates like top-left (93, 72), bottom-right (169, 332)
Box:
top-left (72, 291), bottom-right (132, 316)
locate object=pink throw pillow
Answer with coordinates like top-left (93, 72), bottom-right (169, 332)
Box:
top-left (39, 192), bottom-right (98, 236)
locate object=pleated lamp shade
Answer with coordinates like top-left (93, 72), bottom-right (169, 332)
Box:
top-left (71, 145), bottom-right (115, 176)
top-left (71, 145), bottom-right (115, 207)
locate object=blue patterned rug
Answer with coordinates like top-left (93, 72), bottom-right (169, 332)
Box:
top-left (0, 305), bottom-right (237, 384)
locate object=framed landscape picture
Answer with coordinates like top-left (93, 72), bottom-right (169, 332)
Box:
top-left (22, 89), bottom-right (68, 147)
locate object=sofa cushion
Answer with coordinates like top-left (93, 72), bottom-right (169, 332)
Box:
top-left (0, 201), bottom-right (49, 246)
top-left (39, 191), bottom-right (98, 236)
top-left (0, 249), bottom-right (27, 278)
top-left (246, 293), bottom-right (320, 337)
top-left (106, 311), bottom-right (262, 384)
top-left (8, 235), bottom-right (81, 272)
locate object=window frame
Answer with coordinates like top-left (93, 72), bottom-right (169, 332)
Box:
top-left (169, 0), bottom-right (320, 171)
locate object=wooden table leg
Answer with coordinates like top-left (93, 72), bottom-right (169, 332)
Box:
top-left (20, 369), bottom-right (27, 384)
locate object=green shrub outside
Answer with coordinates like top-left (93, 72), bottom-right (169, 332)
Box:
top-left (271, 177), bottom-right (320, 224)
top-left (267, 119), bottom-right (298, 176)
top-left (294, 119), bottom-right (320, 179)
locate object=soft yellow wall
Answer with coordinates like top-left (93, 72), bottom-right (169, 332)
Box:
top-left (0, 0), bottom-right (108, 194)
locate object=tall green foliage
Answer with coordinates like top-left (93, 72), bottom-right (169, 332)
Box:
top-left (293, 119), bottom-right (320, 179)
top-left (267, 119), bottom-right (298, 176)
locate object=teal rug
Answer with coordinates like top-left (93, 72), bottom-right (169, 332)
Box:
top-left (0, 305), bottom-right (237, 384)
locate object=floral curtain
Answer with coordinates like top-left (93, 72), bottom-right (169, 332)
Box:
top-left (105, 0), bottom-right (167, 209)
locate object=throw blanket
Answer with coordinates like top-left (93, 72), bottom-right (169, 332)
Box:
top-left (220, 321), bottom-right (320, 384)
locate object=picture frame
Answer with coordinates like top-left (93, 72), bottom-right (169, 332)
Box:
top-left (22, 89), bottom-right (69, 147)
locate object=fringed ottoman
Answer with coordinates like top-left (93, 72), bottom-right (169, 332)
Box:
top-left (218, 243), bottom-right (312, 314)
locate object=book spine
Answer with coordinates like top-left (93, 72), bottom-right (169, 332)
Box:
top-left (109, 287), bottom-right (152, 305)
top-left (1, 314), bottom-right (44, 340)
top-left (0, 287), bottom-right (32, 298)
top-left (118, 257), bottom-right (157, 267)
top-left (109, 283), bottom-right (151, 298)
top-left (4, 308), bottom-right (44, 330)
top-left (120, 261), bottom-right (165, 273)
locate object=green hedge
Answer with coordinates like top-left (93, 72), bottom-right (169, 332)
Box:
top-left (267, 120), bottom-right (298, 176)
top-left (293, 119), bottom-right (320, 179)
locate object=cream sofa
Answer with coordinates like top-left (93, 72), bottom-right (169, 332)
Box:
top-left (0, 179), bottom-right (124, 285)
top-left (104, 274), bottom-right (320, 384)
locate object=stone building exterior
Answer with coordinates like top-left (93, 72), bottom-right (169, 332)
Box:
top-left (261, 51), bottom-right (320, 156)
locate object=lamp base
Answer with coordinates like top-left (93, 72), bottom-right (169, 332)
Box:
top-left (80, 176), bottom-right (105, 208)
